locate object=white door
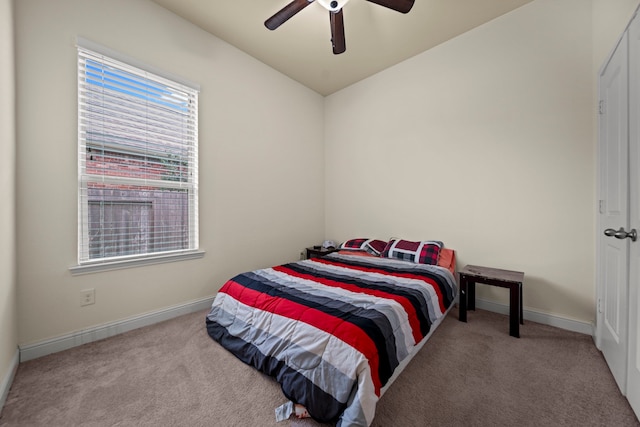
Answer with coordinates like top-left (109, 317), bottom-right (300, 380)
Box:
top-left (598, 32), bottom-right (629, 394)
top-left (626, 13), bottom-right (640, 417)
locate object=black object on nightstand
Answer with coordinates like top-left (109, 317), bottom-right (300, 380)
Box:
top-left (306, 246), bottom-right (338, 259)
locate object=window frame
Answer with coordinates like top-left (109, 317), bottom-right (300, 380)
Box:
top-left (71, 39), bottom-right (203, 275)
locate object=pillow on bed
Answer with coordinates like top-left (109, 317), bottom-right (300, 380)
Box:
top-left (381, 239), bottom-right (443, 265)
top-left (339, 238), bottom-right (387, 256)
top-left (437, 248), bottom-right (455, 270)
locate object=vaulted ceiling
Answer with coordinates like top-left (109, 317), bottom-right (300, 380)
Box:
top-left (151, 0), bottom-right (534, 95)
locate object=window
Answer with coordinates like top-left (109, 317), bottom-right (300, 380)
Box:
top-left (76, 44), bottom-right (200, 270)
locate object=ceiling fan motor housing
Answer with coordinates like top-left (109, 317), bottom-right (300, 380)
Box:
top-left (318, 0), bottom-right (349, 12)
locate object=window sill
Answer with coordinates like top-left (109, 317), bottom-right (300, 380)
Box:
top-left (69, 250), bottom-right (206, 275)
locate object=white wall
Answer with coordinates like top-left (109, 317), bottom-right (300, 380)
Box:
top-left (14, 0), bottom-right (325, 345)
top-left (325, 0), bottom-right (604, 323)
top-left (0, 0), bottom-right (18, 397)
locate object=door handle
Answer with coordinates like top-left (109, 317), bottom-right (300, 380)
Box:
top-left (604, 227), bottom-right (638, 242)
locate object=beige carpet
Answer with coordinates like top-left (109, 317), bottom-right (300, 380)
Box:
top-left (0, 307), bottom-right (638, 427)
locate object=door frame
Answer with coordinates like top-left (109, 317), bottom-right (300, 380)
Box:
top-left (625, 9), bottom-right (640, 417)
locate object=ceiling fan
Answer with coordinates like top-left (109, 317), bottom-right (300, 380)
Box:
top-left (264, 0), bottom-right (415, 55)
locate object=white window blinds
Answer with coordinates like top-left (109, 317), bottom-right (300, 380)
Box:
top-left (77, 46), bottom-right (199, 265)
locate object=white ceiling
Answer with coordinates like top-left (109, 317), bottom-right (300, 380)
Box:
top-left (151, 0), bottom-right (534, 95)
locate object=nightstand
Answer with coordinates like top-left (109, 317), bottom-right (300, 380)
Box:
top-left (458, 265), bottom-right (525, 338)
top-left (306, 246), bottom-right (338, 259)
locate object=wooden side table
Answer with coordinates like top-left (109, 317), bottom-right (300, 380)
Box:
top-left (458, 265), bottom-right (525, 338)
top-left (306, 246), bottom-right (338, 259)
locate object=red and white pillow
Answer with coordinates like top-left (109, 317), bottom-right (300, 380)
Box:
top-left (380, 239), bottom-right (442, 265)
top-left (339, 238), bottom-right (388, 256)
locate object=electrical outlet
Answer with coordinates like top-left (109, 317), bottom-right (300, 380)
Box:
top-left (80, 289), bottom-right (95, 306)
top-left (300, 251), bottom-right (305, 260)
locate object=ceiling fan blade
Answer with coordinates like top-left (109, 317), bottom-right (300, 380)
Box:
top-left (366, 0), bottom-right (414, 14)
top-left (265, 0), bottom-right (315, 30)
top-left (330, 9), bottom-right (346, 54)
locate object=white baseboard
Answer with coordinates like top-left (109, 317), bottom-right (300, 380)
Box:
top-left (0, 349), bottom-right (19, 412)
top-left (19, 296), bottom-right (215, 362)
top-left (475, 298), bottom-right (594, 336)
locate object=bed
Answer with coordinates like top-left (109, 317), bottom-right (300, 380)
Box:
top-left (205, 238), bottom-right (458, 426)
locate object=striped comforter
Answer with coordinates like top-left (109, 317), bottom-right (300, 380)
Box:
top-left (205, 252), bottom-right (457, 426)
